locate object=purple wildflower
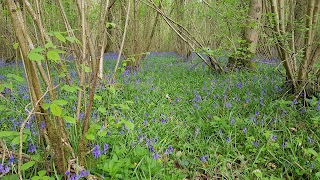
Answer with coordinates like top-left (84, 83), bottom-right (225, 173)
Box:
top-left (252, 141), bottom-right (259, 148)
top-left (164, 145), bottom-right (174, 155)
top-left (243, 127), bottom-right (247, 134)
top-left (93, 145), bottom-right (101, 159)
top-left (27, 144), bottom-right (36, 153)
top-left (226, 137), bottom-right (230, 143)
top-left (103, 143), bottom-right (109, 154)
top-left (199, 155), bottom-right (209, 162)
top-left (152, 153), bottom-right (161, 160)
top-left (271, 135), bottom-right (277, 141)
top-left (0, 164), bottom-right (9, 174)
top-left (308, 136), bottom-right (314, 144)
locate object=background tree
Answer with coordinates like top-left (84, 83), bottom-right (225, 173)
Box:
top-left (268, 0), bottom-right (320, 97)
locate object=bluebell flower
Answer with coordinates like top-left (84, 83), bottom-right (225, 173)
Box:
top-left (70, 174), bottom-right (81, 180)
top-left (199, 155), bottom-right (209, 162)
top-left (40, 121), bottom-right (46, 130)
top-left (152, 153), bottom-right (161, 160)
top-left (164, 145), bottom-right (174, 155)
top-left (252, 141), bottom-right (259, 148)
top-left (93, 145), bottom-right (101, 159)
top-left (226, 137), bottom-right (230, 143)
top-left (103, 143), bottom-right (109, 154)
top-left (9, 155), bottom-right (14, 165)
top-left (308, 136), bottom-right (314, 144)
top-left (79, 170), bottom-right (90, 177)
top-left (27, 144), bottom-right (36, 153)
top-left (271, 135), bottom-right (277, 141)
top-left (243, 127), bottom-right (247, 134)
top-left (0, 164), bottom-right (9, 174)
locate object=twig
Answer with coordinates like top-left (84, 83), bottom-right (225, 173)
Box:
top-left (112, 0), bottom-right (131, 82)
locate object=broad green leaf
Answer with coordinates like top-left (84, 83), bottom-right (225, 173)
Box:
top-left (28, 52), bottom-right (44, 62)
top-left (50, 104), bottom-right (62, 117)
top-left (122, 120), bottom-right (134, 130)
top-left (3, 83), bottom-right (13, 89)
top-left (109, 86), bottom-right (116, 94)
top-left (0, 131), bottom-right (19, 137)
top-left (63, 116), bottom-right (76, 124)
top-left (42, 103), bottom-right (50, 110)
top-left (31, 176), bottom-right (41, 180)
top-left (119, 104), bottom-right (130, 110)
top-left (252, 169), bottom-right (262, 178)
top-left (31, 154), bottom-right (40, 161)
top-left (7, 74), bottom-right (24, 82)
top-left (31, 47), bottom-right (45, 53)
top-left (85, 66), bottom-right (91, 73)
top-left (54, 49), bottom-right (66, 54)
top-left (61, 85), bottom-right (79, 93)
top-left (45, 42), bottom-right (54, 49)
top-left (53, 32), bottom-right (66, 43)
top-left (52, 99), bottom-right (68, 105)
top-left (47, 50), bottom-right (60, 62)
top-left (98, 107), bottom-right (107, 114)
top-left (85, 133), bottom-right (95, 140)
top-left (12, 134), bottom-right (27, 144)
top-left (13, 43), bottom-right (19, 50)
top-left (66, 36), bottom-right (81, 45)
top-left (316, 172), bottom-right (320, 177)
top-left (21, 161), bottom-right (35, 171)
top-left (38, 170), bottom-right (47, 177)
top-left (94, 94), bottom-right (102, 101)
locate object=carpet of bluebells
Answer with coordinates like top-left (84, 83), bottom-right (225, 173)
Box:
top-left (0, 52), bottom-right (320, 179)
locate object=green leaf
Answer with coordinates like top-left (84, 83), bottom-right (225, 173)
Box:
top-left (31, 154), bottom-right (40, 161)
top-left (28, 52), bottom-right (44, 62)
top-left (94, 94), bottom-right (102, 101)
top-left (45, 42), bottom-right (54, 49)
top-left (13, 43), bottom-right (19, 50)
top-left (61, 85), bottom-right (79, 93)
top-left (7, 74), bottom-right (24, 82)
top-left (47, 50), bottom-right (60, 62)
top-left (0, 105), bottom-right (7, 111)
top-left (21, 161), bottom-right (35, 171)
top-left (2, 83), bottom-right (13, 89)
top-left (63, 116), bottom-right (76, 124)
top-left (66, 36), bottom-right (81, 45)
top-left (98, 107), bottom-right (107, 114)
top-left (42, 103), bottom-right (50, 110)
top-left (38, 170), bottom-right (47, 177)
top-left (85, 66), bottom-right (92, 73)
top-left (31, 176), bottom-right (41, 180)
top-left (122, 120), bottom-right (134, 130)
top-left (252, 169), bottom-right (262, 178)
top-left (53, 32), bottom-right (66, 43)
top-left (316, 172), bottom-right (320, 177)
top-left (108, 86), bottom-right (116, 94)
top-left (85, 133), bottom-right (95, 140)
top-left (50, 104), bottom-right (62, 117)
top-left (0, 131), bottom-right (19, 137)
top-left (12, 134), bottom-right (27, 144)
top-left (106, 22), bottom-right (116, 28)
top-left (52, 99), bottom-right (68, 105)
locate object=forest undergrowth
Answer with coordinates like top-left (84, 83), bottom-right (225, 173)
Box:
top-left (0, 52), bottom-right (319, 179)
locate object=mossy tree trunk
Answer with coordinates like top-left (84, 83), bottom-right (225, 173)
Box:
top-left (228, 0), bottom-right (262, 70)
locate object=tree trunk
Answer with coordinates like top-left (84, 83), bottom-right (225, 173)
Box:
top-left (228, 0), bottom-right (262, 70)
top-left (5, 0), bottom-right (71, 174)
